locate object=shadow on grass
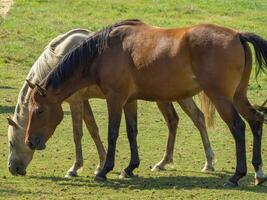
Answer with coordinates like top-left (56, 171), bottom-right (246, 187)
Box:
top-left (28, 171), bottom-right (267, 194)
top-left (0, 188), bottom-right (33, 196)
top-left (0, 105), bottom-right (15, 114)
top-left (0, 86), bottom-right (16, 90)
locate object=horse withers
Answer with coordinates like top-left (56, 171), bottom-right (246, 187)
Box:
top-left (25, 20), bottom-right (267, 186)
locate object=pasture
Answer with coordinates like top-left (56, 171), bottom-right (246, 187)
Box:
top-left (1, 0), bottom-right (267, 199)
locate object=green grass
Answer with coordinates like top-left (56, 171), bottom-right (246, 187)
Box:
top-left (1, 0), bottom-right (267, 199)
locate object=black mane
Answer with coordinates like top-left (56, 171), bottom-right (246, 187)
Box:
top-left (44, 19), bottom-right (142, 89)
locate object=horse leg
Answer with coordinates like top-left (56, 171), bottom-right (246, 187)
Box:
top-left (234, 94), bottom-right (266, 185)
top-left (83, 100), bottom-right (106, 175)
top-left (65, 101), bottom-right (84, 178)
top-left (233, 42), bottom-right (266, 185)
top-left (119, 100), bottom-right (140, 178)
top-left (205, 94), bottom-right (246, 187)
top-left (95, 95), bottom-right (123, 181)
top-left (177, 97), bottom-right (215, 172)
top-left (151, 102), bottom-right (178, 172)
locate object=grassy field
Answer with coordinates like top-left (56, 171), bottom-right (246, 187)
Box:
top-left (1, 0), bottom-right (267, 199)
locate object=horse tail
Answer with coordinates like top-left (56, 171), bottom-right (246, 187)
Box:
top-left (239, 32), bottom-right (267, 78)
top-left (198, 92), bottom-right (216, 129)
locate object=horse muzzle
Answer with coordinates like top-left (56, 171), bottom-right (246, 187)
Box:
top-left (8, 163), bottom-right (26, 176)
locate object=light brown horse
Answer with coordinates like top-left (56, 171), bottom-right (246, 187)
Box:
top-left (25, 20), bottom-right (267, 187)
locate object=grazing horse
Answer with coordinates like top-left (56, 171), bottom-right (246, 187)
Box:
top-left (8, 28), bottom-right (215, 177)
top-left (25, 19), bottom-right (267, 186)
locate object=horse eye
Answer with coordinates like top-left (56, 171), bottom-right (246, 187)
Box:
top-left (36, 109), bottom-right (44, 115)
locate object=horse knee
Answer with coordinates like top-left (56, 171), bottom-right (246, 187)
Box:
top-left (167, 114), bottom-right (179, 131)
top-left (108, 129), bottom-right (119, 143)
top-left (73, 130), bottom-right (83, 143)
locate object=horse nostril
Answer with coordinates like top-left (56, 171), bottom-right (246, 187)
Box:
top-left (26, 140), bottom-right (35, 150)
top-left (16, 167), bottom-right (19, 172)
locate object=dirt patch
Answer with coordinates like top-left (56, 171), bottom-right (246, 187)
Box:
top-left (0, 0), bottom-right (13, 18)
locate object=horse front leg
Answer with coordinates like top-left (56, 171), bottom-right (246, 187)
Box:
top-left (119, 100), bottom-right (140, 178)
top-left (95, 95), bottom-right (123, 181)
top-left (65, 101), bottom-right (84, 178)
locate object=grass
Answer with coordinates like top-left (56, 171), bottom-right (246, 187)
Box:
top-left (1, 0), bottom-right (267, 199)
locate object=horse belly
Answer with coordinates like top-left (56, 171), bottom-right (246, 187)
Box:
top-left (131, 65), bottom-right (201, 101)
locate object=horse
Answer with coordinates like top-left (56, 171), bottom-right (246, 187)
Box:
top-left (7, 28), bottom-right (216, 177)
top-left (25, 19), bottom-right (267, 186)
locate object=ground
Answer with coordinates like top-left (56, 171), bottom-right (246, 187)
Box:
top-left (0, 0), bottom-right (267, 199)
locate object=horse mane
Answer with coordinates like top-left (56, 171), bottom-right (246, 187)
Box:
top-left (13, 29), bottom-right (92, 128)
top-left (44, 19), bottom-right (143, 89)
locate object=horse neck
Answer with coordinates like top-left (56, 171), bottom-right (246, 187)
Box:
top-left (46, 68), bottom-right (92, 103)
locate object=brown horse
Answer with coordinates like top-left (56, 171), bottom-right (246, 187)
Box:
top-left (7, 28), bottom-right (215, 177)
top-left (25, 19), bottom-right (267, 187)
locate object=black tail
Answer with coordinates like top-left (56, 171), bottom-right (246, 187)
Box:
top-left (239, 32), bottom-right (267, 77)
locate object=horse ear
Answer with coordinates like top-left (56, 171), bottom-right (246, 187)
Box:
top-left (7, 115), bottom-right (18, 129)
top-left (35, 83), bottom-right (46, 96)
top-left (26, 80), bottom-right (35, 89)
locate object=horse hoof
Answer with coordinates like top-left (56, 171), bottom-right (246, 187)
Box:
top-left (255, 176), bottom-right (267, 186)
top-left (223, 181), bottom-right (238, 188)
top-left (119, 170), bottom-right (137, 179)
top-left (201, 166), bottom-right (215, 172)
top-left (151, 165), bottom-right (164, 172)
top-left (94, 175), bottom-right (107, 182)
top-left (65, 171), bottom-right (78, 178)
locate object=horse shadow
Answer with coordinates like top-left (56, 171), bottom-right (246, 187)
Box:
top-left (0, 86), bottom-right (16, 90)
top-left (29, 171), bottom-right (267, 194)
top-left (0, 105), bottom-right (15, 114)
top-left (0, 188), bottom-right (34, 197)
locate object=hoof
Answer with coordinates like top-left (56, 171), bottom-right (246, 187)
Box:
top-left (255, 176), bottom-right (267, 186)
top-left (151, 165), bottom-right (164, 172)
top-left (65, 171), bottom-right (78, 178)
top-left (223, 181), bottom-right (238, 188)
top-left (119, 170), bottom-right (137, 179)
top-left (94, 175), bottom-right (107, 182)
top-left (201, 165), bottom-right (215, 172)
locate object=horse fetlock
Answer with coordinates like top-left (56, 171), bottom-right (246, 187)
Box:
top-left (130, 161), bottom-right (140, 169)
top-left (104, 164), bottom-right (114, 172)
top-left (65, 170), bottom-right (78, 178)
top-left (94, 165), bottom-right (103, 175)
top-left (237, 170), bottom-right (247, 178)
top-left (201, 164), bottom-right (215, 172)
top-left (151, 163), bottom-right (165, 172)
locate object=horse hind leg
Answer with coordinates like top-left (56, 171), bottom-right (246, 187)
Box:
top-left (203, 92), bottom-right (247, 187)
top-left (233, 49), bottom-right (267, 185)
top-left (83, 100), bottom-right (106, 175)
top-left (151, 102), bottom-right (178, 172)
top-left (177, 97), bottom-right (215, 172)
top-left (65, 101), bottom-right (84, 178)
top-left (234, 94), bottom-right (267, 185)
